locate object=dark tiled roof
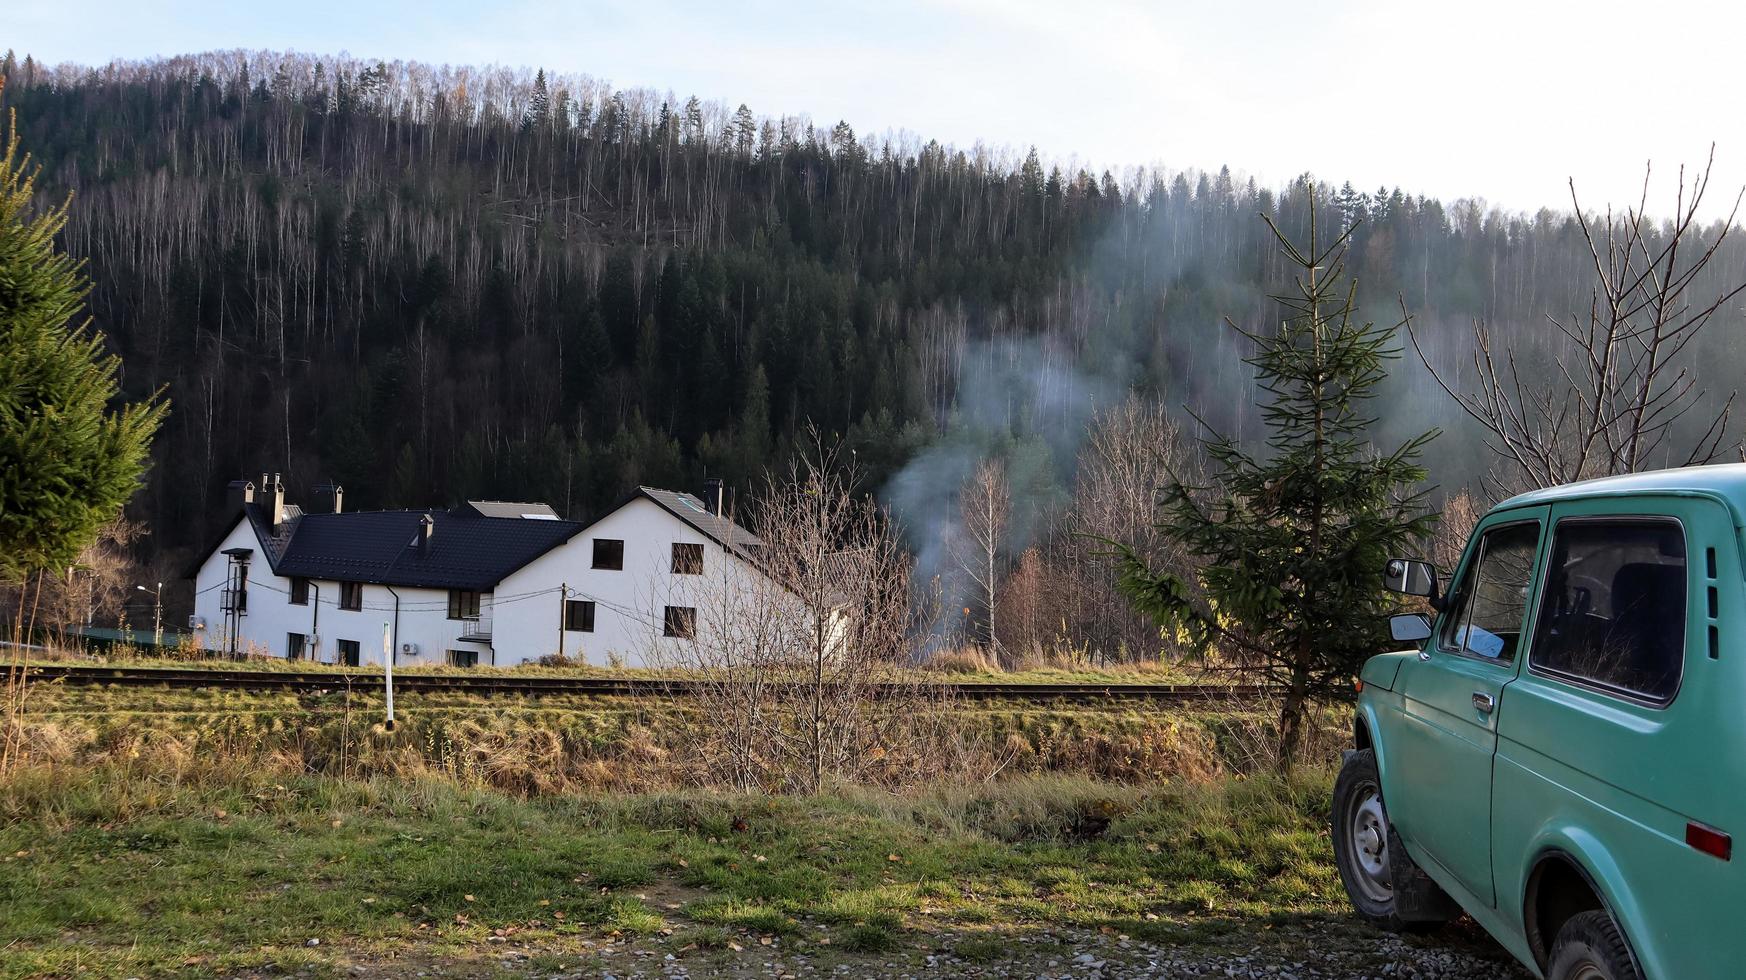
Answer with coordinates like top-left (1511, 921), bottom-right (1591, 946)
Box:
top-left (464, 500), bottom-right (561, 519)
top-left (250, 503), bottom-right (302, 564)
top-left (189, 485), bottom-right (757, 588)
top-left (637, 486), bottom-right (764, 557)
top-left (180, 501), bottom-right (299, 578)
top-left (269, 508), bottom-right (584, 590)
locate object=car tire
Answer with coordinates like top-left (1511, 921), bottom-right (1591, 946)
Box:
top-left (1547, 909), bottom-right (1641, 980)
top-left (1331, 748), bottom-right (1453, 932)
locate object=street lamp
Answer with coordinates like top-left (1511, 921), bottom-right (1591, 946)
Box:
top-left (136, 582), bottom-right (163, 648)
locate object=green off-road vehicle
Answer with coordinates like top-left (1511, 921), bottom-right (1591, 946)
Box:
top-left (1335, 466), bottom-right (1745, 979)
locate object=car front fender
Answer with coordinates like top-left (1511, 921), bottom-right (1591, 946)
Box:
top-left (1360, 651), bottom-right (1412, 693)
top-left (1353, 688), bottom-right (1405, 807)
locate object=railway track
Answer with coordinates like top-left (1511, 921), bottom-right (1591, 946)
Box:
top-left (17, 662), bottom-right (1273, 704)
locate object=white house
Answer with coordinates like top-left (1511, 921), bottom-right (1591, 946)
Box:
top-left (493, 486), bottom-right (777, 666)
top-left (188, 474), bottom-right (778, 668)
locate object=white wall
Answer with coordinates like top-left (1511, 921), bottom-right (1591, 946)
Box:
top-left (191, 519), bottom-right (497, 667)
top-left (493, 496), bottom-right (770, 667)
top-left (191, 518), bottom-right (262, 652)
top-left (191, 495), bottom-right (790, 668)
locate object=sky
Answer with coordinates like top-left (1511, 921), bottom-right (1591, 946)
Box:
top-left (12, 0), bottom-right (1744, 219)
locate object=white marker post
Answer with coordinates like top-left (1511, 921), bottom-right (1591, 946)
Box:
top-left (382, 621), bottom-right (396, 732)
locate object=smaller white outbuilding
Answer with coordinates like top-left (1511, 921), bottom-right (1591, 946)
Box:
top-left (187, 475), bottom-right (775, 668)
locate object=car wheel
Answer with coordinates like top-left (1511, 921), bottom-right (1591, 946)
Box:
top-left (1547, 910), bottom-right (1641, 980)
top-left (1331, 748), bottom-right (1451, 931)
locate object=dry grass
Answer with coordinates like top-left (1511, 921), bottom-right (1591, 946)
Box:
top-left (922, 644), bottom-right (1218, 685)
top-left (5, 678), bottom-right (1353, 799)
top-left (23, 643), bottom-right (1231, 690)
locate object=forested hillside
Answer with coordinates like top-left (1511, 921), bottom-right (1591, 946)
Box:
top-left (6, 49), bottom-right (1745, 568)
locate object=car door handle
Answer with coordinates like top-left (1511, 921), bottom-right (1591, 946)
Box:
top-left (1472, 692), bottom-right (1496, 714)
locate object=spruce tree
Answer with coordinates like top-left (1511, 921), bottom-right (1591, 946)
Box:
top-left (0, 99), bottom-right (166, 584)
top-left (730, 104), bottom-right (755, 156)
top-left (525, 69), bottom-right (549, 129)
top-left (1114, 197), bottom-right (1435, 769)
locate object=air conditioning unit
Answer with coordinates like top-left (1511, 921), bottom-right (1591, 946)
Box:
top-left (400, 642), bottom-right (419, 656)
top-left (188, 615), bottom-right (206, 630)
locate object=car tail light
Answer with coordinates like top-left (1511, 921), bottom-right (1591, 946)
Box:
top-left (1687, 821), bottom-right (1731, 861)
top-left (1353, 678), bottom-right (1364, 694)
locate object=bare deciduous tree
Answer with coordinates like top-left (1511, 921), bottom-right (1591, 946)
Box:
top-left (1064, 397), bottom-right (1199, 663)
top-left (757, 445), bottom-right (927, 793)
top-left (994, 547), bottom-right (1053, 659)
top-left (956, 458), bottom-right (1008, 656)
top-left (4, 519), bottom-right (148, 774)
top-left (657, 438), bottom-right (940, 793)
top-left (1429, 490), bottom-right (1480, 574)
top-left (37, 519), bottom-right (149, 645)
top-left (1412, 149), bottom-right (1746, 494)
top-left (649, 533), bottom-right (789, 791)
top-left (991, 397), bottom-right (1202, 667)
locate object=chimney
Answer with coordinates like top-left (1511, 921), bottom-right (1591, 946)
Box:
top-left (417, 513), bottom-right (434, 556)
top-left (266, 473), bottom-right (287, 531)
top-left (227, 479), bottom-right (256, 512)
top-left (704, 478), bottom-right (725, 516)
top-left (314, 482), bottom-right (344, 514)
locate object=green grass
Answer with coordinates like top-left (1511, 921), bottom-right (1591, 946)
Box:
top-left (836, 920), bottom-right (900, 953)
top-left (0, 764), bottom-right (1350, 978)
top-left (952, 934), bottom-right (1009, 962)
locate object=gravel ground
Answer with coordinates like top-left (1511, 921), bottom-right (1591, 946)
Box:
top-left (335, 920), bottom-right (1533, 979)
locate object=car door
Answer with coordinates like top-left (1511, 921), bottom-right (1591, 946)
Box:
top-left (1390, 506), bottom-right (1547, 907)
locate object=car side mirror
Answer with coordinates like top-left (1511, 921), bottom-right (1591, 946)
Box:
top-left (1384, 558), bottom-right (1439, 601)
top-left (1390, 612), bottom-right (1433, 644)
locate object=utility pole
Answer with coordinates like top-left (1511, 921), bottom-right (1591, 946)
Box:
top-left (309, 582), bottom-right (321, 662)
top-left (557, 583), bottom-right (567, 659)
top-left (135, 582), bottom-right (163, 648)
top-left (382, 621), bottom-right (396, 732)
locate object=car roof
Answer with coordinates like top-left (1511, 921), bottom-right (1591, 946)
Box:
top-left (1495, 463), bottom-right (1746, 523)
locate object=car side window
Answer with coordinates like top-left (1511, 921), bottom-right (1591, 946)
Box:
top-left (1437, 521), bottom-right (1542, 663)
top-left (1530, 519), bottom-right (1686, 704)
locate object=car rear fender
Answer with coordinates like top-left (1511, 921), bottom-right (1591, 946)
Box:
top-left (1521, 828), bottom-right (1649, 979)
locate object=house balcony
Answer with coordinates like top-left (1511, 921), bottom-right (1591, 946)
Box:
top-left (457, 612), bottom-right (492, 642)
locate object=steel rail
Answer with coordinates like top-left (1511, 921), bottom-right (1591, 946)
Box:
top-left (21, 663), bottom-right (1274, 703)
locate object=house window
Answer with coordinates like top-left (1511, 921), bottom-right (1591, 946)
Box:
top-left (287, 632), bottom-right (306, 660)
top-left (565, 599), bottom-right (596, 632)
top-left (339, 581), bottom-right (363, 610)
top-left (446, 649), bottom-right (479, 668)
top-left (663, 606), bottom-right (697, 639)
top-left (593, 538), bottom-right (625, 570)
top-left (672, 542), bottom-right (704, 575)
top-left (289, 577), bottom-right (309, 606)
top-left (448, 589), bottom-right (481, 620)
top-left (336, 638), bottom-right (361, 667)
